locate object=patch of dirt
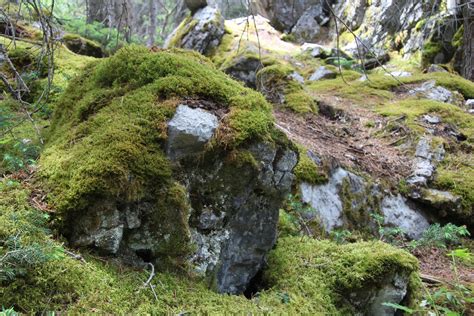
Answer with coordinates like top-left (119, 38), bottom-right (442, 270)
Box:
top-left (415, 247), bottom-right (474, 285)
top-left (274, 98), bottom-right (412, 181)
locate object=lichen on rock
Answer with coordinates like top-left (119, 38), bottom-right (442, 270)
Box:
top-left (39, 45), bottom-right (297, 294)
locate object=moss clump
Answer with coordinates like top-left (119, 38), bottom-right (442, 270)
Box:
top-left (293, 146), bottom-right (328, 184)
top-left (366, 72), bottom-right (474, 99)
top-left (377, 99), bottom-right (473, 216)
top-left (421, 40), bottom-right (443, 67)
top-left (257, 64), bottom-right (317, 113)
top-left (63, 33), bottom-right (104, 58)
top-left (264, 237), bottom-right (420, 314)
top-left (40, 45), bottom-right (277, 233)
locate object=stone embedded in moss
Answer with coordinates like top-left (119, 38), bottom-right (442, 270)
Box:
top-left (63, 33), bottom-right (105, 58)
top-left (165, 6), bottom-right (225, 56)
top-left (264, 237), bottom-right (421, 314)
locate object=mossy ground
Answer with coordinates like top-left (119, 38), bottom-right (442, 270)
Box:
top-left (0, 181), bottom-right (420, 315)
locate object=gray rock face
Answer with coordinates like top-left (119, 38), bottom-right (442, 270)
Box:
top-left (406, 137), bottom-right (437, 186)
top-left (66, 102), bottom-right (297, 295)
top-left (381, 194), bottom-right (430, 240)
top-left (309, 66), bottom-right (336, 81)
top-left (349, 272), bottom-right (410, 316)
top-left (409, 80), bottom-right (456, 104)
top-left (187, 141), bottom-right (297, 293)
top-left (222, 54), bottom-right (262, 88)
top-left (427, 64), bottom-right (448, 73)
top-left (289, 71), bottom-right (305, 84)
top-left (420, 189), bottom-right (461, 212)
top-left (165, 6), bottom-right (225, 56)
top-left (466, 99), bottom-right (474, 109)
top-left (185, 0), bottom-right (207, 14)
top-left (166, 105), bottom-right (219, 160)
top-left (386, 71), bottom-right (412, 78)
top-left (336, 0), bottom-right (442, 58)
top-left (254, 0), bottom-right (328, 35)
top-left (291, 5), bottom-right (324, 43)
top-left (300, 167), bottom-right (369, 232)
top-left (71, 205), bottom-right (124, 254)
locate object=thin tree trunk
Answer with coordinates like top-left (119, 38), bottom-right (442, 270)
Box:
top-left (462, 0), bottom-right (474, 80)
top-left (147, 0), bottom-right (158, 47)
top-left (86, 0), bottom-right (108, 24)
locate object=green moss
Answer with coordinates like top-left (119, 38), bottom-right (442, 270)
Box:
top-left (435, 153), bottom-right (474, 216)
top-left (421, 40), bottom-right (443, 67)
top-left (307, 77), bottom-right (394, 103)
top-left (377, 99), bottom-right (473, 140)
top-left (377, 99), bottom-right (473, 215)
top-left (294, 146), bottom-right (327, 184)
top-left (165, 16), bottom-right (197, 49)
top-left (40, 45), bottom-right (277, 218)
top-left (264, 237), bottom-right (420, 314)
top-left (63, 33), bottom-right (104, 58)
top-left (366, 72), bottom-right (474, 99)
top-left (281, 33), bottom-right (297, 43)
top-left (257, 64), bottom-right (317, 114)
top-left (452, 25), bottom-right (464, 48)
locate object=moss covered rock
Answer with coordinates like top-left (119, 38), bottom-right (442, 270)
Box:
top-left (40, 45), bottom-right (297, 294)
top-left (63, 33), bottom-right (105, 58)
top-left (165, 6), bottom-right (225, 56)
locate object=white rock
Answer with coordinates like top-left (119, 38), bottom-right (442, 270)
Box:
top-left (381, 195), bottom-right (430, 240)
top-left (166, 105), bottom-right (219, 160)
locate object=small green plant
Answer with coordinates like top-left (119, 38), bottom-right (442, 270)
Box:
top-left (370, 213), bottom-right (406, 245)
top-left (0, 307), bottom-right (17, 316)
top-left (330, 229), bottom-right (352, 244)
top-left (325, 57), bottom-right (355, 70)
top-left (383, 248), bottom-right (473, 315)
top-left (282, 194), bottom-right (318, 237)
top-left (410, 224), bottom-right (470, 249)
top-left (1, 139), bottom-right (40, 172)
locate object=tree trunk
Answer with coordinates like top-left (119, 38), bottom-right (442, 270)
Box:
top-left (462, 0), bottom-right (474, 80)
top-left (147, 0), bottom-right (158, 47)
top-left (86, 0), bottom-right (108, 24)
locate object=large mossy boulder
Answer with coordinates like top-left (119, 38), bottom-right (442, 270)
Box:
top-left (40, 45), bottom-right (297, 294)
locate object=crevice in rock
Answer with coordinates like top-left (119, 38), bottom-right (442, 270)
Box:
top-left (135, 249), bottom-right (153, 263)
top-left (243, 267), bottom-right (269, 299)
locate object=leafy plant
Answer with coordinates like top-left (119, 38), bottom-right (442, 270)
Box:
top-left (329, 229), bottom-right (352, 244)
top-left (0, 307), bottom-right (17, 316)
top-left (370, 213), bottom-right (406, 245)
top-left (282, 194), bottom-right (318, 237)
top-left (1, 139), bottom-right (40, 172)
top-left (410, 224), bottom-right (470, 249)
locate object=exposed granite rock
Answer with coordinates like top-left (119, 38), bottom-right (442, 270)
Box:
top-left (301, 43), bottom-right (330, 58)
top-left (300, 167), bottom-right (371, 232)
top-left (186, 141), bottom-right (297, 293)
top-left (165, 6), bottom-right (225, 56)
top-left (291, 5), bottom-right (325, 43)
top-left (185, 0), bottom-right (207, 14)
top-left (406, 137), bottom-right (437, 186)
top-left (309, 66), bottom-right (336, 81)
top-left (348, 272), bottom-right (411, 316)
top-left (427, 64), bottom-right (448, 73)
top-left (222, 54), bottom-right (262, 88)
top-left (409, 80), bottom-right (460, 105)
top-left (166, 105), bottom-right (219, 160)
top-left (381, 194), bottom-right (430, 240)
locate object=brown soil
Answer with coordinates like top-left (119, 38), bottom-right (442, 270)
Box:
top-left (274, 96), bottom-right (412, 181)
